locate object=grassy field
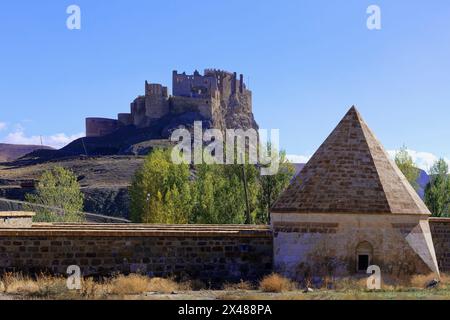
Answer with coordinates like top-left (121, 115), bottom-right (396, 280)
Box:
top-left (1, 273), bottom-right (449, 300)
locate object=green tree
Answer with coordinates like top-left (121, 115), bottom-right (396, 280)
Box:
top-left (130, 146), bottom-right (295, 225)
top-left (425, 158), bottom-right (450, 217)
top-left (395, 145), bottom-right (420, 190)
top-left (191, 160), bottom-right (260, 224)
top-left (25, 166), bottom-right (84, 222)
top-left (256, 150), bottom-right (295, 224)
top-left (129, 148), bottom-right (192, 223)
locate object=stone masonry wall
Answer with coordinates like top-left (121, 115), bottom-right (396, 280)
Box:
top-left (0, 219), bottom-right (448, 283)
top-left (430, 218), bottom-right (450, 272)
top-left (0, 224), bottom-right (272, 284)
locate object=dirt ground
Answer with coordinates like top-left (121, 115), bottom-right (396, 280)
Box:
top-left (1, 289), bottom-right (450, 301)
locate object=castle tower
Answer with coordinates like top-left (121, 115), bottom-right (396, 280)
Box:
top-left (144, 81), bottom-right (169, 122)
top-left (271, 106), bottom-right (439, 279)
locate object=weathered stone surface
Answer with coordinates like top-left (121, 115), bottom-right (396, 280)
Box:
top-left (272, 106), bottom-right (430, 215)
top-left (272, 212), bottom-right (439, 279)
top-left (0, 224), bottom-right (272, 283)
top-left (0, 212), bottom-right (34, 228)
top-left (429, 218), bottom-right (450, 272)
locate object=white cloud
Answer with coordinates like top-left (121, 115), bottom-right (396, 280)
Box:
top-left (2, 127), bottom-right (84, 149)
top-left (286, 154), bottom-right (311, 163)
top-left (387, 149), bottom-right (450, 172)
top-left (288, 150), bottom-right (450, 172)
top-left (0, 122), bottom-right (6, 131)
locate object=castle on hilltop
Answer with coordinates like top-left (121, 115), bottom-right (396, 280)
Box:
top-left (86, 69), bottom-right (256, 137)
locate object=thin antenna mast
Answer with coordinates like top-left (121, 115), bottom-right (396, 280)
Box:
top-left (81, 137), bottom-right (88, 156)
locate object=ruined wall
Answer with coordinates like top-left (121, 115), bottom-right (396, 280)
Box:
top-left (145, 95), bottom-right (169, 120)
top-left (172, 70), bottom-right (219, 98)
top-left (86, 118), bottom-right (119, 138)
top-left (130, 96), bottom-right (149, 128)
top-left (0, 224), bottom-right (272, 283)
top-left (144, 82), bottom-right (169, 120)
top-left (118, 113), bottom-right (132, 126)
top-left (429, 218), bottom-right (450, 272)
top-left (170, 96), bottom-right (215, 120)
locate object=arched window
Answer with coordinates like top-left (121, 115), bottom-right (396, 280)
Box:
top-left (356, 241), bottom-right (373, 272)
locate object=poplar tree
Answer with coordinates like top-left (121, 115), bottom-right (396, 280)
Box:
top-left (425, 158), bottom-right (450, 217)
top-left (395, 145), bottom-right (420, 191)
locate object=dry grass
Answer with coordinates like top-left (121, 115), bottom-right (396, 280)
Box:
top-left (108, 274), bottom-right (150, 295)
top-left (80, 278), bottom-right (109, 299)
top-left (259, 274), bottom-right (297, 293)
top-left (0, 273), bottom-right (39, 294)
top-left (1, 273), bottom-right (69, 297)
top-left (333, 277), bottom-right (368, 291)
top-left (32, 274), bottom-right (70, 298)
top-left (147, 277), bottom-right (180, 293)
top-left (179, 279), bottom-right (206, 291)
top-left (223, 280), bottom-right (254, 291)
top-left (1, 272), bottom-right (450, 300)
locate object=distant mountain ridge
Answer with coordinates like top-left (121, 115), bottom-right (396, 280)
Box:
top-left (0, 143), bottom-right (53, 162)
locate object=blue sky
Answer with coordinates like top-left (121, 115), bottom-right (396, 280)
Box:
top-left (1, 0), bottom-right (449, 169)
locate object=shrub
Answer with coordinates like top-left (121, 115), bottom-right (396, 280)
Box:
top-left (109, 274), bottom-right (150, 295)
top-left (147, 277), bottom-right (180, 293)
top-left (259, 274), bottom-right (296, 293)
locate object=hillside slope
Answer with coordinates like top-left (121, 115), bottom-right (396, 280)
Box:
top-left (0, 143), bottom-right (53, 162)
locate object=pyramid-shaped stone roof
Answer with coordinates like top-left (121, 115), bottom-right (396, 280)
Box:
top-left (272, 106), bottom-right (431, 215)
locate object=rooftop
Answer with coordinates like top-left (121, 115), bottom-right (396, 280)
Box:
top-left (272, 106), bottom-right (431, 215)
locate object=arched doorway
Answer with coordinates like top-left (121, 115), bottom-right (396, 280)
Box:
top-left (356, 241), bottom-right (373, 272)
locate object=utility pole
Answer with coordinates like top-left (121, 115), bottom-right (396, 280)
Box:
top-left (81, 137), bottom-right (88, 156)
top-left (241, 153), bottom-right (251, 224)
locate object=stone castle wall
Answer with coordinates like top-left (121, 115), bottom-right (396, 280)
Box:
top-left (85, 118), bottom-right (119, 138)
top-left (170, 96), bottom-right (217, 120)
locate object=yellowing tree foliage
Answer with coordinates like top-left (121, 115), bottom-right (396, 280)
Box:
top-left (26, 166), bottom-right (84, 222)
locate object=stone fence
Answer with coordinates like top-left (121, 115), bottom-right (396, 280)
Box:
top-left (0, 222), bottom-right (273, 284)
top-left (0, 215), bottom-right (449, 283)
top-left (429, 218), bottom-right (450, 272)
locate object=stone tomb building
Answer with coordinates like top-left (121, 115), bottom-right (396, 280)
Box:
top-left (271, 106), bottom-right (440, 279)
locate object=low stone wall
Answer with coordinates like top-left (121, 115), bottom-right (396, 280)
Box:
top-left (0, 218), bottom-right (448, 282)
top-left (430, 218), bottom-right (450, 272)
top-left (0, 224), bottom-right (272, 284)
